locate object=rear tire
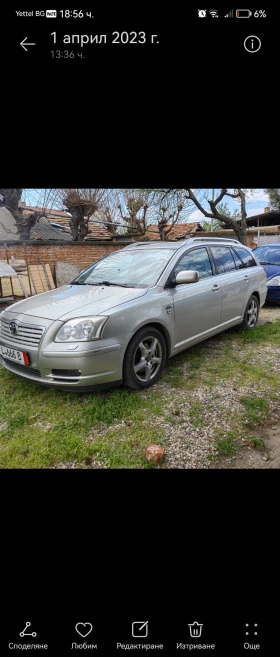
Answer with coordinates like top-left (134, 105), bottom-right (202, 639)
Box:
top-left (123, 326), bottom-right (166, 390)
top-left (240, 294), bottom-right (259, 330)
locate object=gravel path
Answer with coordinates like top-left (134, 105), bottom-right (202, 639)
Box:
top-left (157, 304), bottom-right (280, 469)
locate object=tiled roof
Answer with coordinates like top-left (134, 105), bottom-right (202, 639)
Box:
top-left (141, 222), bottom-right (202, 240)
top-left (30, 217), bottom-right (73, 241)
top-left (84, 224), bottom-right (113, 240)
top-left (22, 206), bottom-right (113, 240)
top-left (22, 206), bottom-right (72, 224)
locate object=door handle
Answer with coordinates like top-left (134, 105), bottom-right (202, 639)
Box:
top-left (212, 284), bottom-right (221, 291)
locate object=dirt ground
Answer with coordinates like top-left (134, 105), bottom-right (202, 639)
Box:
top-left (220, 423), bottom-right (280, 469)
top-left (219, 303), bottom-right (280, 469)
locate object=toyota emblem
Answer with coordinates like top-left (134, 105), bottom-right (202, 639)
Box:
top-left (9, 321), bottom-right (18, 335)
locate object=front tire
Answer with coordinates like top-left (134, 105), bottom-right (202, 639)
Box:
top-left (240, 294), bottom-right (259, 330)
top-left (123, 326), bottom-right (166, 390)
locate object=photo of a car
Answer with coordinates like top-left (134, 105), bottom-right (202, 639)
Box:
top-left (0, 237), bottom-right (267, 391)
top-left (253, 244), bottom-right (280, 302)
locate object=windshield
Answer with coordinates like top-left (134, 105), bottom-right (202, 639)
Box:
top-left (72, 248), bottom-right (176, 287)
top-left (254, 246), bottom-right (280, 266)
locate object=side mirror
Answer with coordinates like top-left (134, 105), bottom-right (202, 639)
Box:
top-left (175, 270), bottom-right (199, 285)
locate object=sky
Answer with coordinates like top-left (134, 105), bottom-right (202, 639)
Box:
top-left (22, 189), bottom-right (271, 222)
top-left (188, 189), bottom-right (270, 221)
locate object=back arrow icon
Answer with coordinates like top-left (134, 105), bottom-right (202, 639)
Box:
top-left (20, 37), bottom-right (36, 51)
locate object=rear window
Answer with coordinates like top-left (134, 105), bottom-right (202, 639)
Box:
top-left (232, 247), bottom-right (256, 267)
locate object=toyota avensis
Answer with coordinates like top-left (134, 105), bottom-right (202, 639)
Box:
top-left (0, 238), bottom-right (267, 391)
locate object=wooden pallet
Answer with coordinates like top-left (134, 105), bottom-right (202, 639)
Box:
top-left (27, 263), bottom-right (55, 294)
top-left (0, 264), bottom-right (55, 297)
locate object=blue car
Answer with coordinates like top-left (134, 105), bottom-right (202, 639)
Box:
top-left (254, 244), bottom-right (280, 303)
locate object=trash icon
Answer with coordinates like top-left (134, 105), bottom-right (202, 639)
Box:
top-left (188, 621), bottom-right (203, 638)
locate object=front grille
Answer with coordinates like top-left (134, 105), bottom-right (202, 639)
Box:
top-left (0, 318), bottom-right (45, 347)
top-left (1, 357), bottom-right (41, 378)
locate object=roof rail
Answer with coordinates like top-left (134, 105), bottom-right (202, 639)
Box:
top-left (123, 237), bottom-right (242, 249)
top-left (123, 241), bottom-right (173, 248)
top-left (181, 237), bottom-right (241, 245)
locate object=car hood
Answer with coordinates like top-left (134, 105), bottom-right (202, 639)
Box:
top-left (261, 265), bottom-right (280, 281)
top-left (6, 285), bottom-right (148, 320)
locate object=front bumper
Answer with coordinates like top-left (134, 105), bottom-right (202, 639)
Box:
top-left (0, 312), bottom-right (129, 390)
top-left (266, 286), bottom-right (280, 303)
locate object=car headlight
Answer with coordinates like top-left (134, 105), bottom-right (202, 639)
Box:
top-left (55, 316), bottom-right (108, 342)
top-left (267, 276), bottom-right (280, 286)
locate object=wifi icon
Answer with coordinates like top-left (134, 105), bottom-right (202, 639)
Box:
top-left (209, 9), bottom-right (218, 17)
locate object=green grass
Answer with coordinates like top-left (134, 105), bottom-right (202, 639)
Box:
top-left (0, 370), bottom-right (164, 468)
top-left (247, 436), bottom-right (265, 451)
top-left (87, 425), bottom-right (164, 469)
top-left (188, 401), bottom-right (208, 428)
top-left (237, 319), bottom-right (280, 344)
top-left (1, 314), bottom-right (280, 468)
top-left (214, 431), bottom-right (238, 457)
top-left (240, 396), bottom-right (270, 425)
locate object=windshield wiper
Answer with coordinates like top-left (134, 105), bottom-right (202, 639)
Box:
top-left (78, 280), bottom-right (129, 287)
top-left (96, 280), bottom-right (129, 287)
top-left (71, 280), bottom-right (130, 287)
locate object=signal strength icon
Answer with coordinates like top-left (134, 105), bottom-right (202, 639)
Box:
top-left (209, 9), bottom-right (219, 17)
top-left (224, 10), bottom-right (234, 17)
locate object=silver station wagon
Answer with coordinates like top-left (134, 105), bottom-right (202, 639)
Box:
top-left (0, 238), bottom-right (267, 391)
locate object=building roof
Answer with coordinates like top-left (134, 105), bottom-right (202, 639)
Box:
top-left (0, 206), bottom-right (73, 242)
top-left (141, 222), bottom-right (202, 240)
top-left (30, 216), bottom-right (73, 241)
top-left (84, 224), bottom-right (113, 240)
top-left (21, 205), bottom-right (113, 240)
top-left (21, 203), bottom-right (72, 223)
top-left (245, 211), bottom-right (280, 227)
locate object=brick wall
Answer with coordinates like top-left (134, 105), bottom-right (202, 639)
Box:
top-left (0, 241), bottom-right (130, 282)
top-left (1, 229), bottom-right (280, 285)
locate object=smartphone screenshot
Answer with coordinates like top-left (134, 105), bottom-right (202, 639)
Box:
top-left (0, 5), bottom-right (278, 656)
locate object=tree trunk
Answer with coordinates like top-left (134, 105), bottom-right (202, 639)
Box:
top-left (233, 221), bottom-right (247, 245)
top-left (0, 188), bottom-right (41, 239)
top-left (66, 205), bottom-right (89, 241)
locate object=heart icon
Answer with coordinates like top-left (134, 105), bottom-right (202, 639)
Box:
top-left (75, 622), bottom-right (93, 638)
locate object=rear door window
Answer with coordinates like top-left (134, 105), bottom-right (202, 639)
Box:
top-left (210, 246), bottom-right (236, 274)
top-left (231, 248), bottom-right (245, 269)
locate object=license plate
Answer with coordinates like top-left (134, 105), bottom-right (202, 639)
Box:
top-left (0, 345), bottom-right (29, 365)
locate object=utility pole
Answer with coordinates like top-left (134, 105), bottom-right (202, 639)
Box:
top-left (211, 189), bottom-right (214, 231)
